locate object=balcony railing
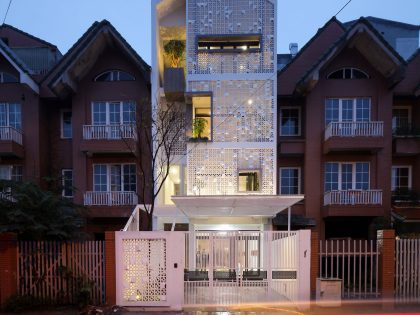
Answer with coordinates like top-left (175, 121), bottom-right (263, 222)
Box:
top-left (324, 190), bottom-right (383, 206)
top-left (83, 124), bottom-right (137, 140)
top-left (0, 126), bottom-right (23, 145)
top-left (325, 122), bottom-right (383, 140)
top-left (84, 191), bottom-right (138, 206)
top-left (393, 124), bottom-right (420, 137)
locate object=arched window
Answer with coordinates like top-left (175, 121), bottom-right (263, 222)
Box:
top-left (94, 70), bottom-right (135, 82)
top-left (0, 72), bottom-right (18, 83)
top-left (327, 68), bottom-right (369, 79)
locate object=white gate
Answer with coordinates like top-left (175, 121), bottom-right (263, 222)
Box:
top-left (115, 232), bottom-right (184, 310)
top-left (395, 238), bottom-right (420, 303)
top-left (184, 230), bottom-right (310, 306)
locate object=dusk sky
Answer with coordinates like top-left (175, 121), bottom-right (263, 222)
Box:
top-left (1, 0), bottom-right (419, 64)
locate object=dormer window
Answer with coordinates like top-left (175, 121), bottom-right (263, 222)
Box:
top-left (327, 68), bottom-right (369, 80)
top-left (94, 70), bottom-right (135, 82)
top-left (0, 72), bottom-right (18, 83)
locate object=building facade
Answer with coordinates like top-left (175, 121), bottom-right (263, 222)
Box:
top-left (277, 17), bottom-right (420, 239)
top-left (0, 22), bottom-right (151, 238)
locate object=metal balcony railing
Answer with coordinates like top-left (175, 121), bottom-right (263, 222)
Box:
top-left (84, 191), bottom-right (138, 206)
top-left (325, 121), bottom-right (383, 140)
top-left (324, 190), bottom-right (383, 206)
top-left (0, 126), bottom-right (23, 145)
top-left (82, 124), bottom-right (137, 140)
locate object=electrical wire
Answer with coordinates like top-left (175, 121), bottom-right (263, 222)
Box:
top-left (1, 0), bottom-right (12, 26)
top-left (335, 0), bottom-right (352, 17)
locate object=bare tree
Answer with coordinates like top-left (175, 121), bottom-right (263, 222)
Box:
top-left (123, 98), bottom-right (185, 230)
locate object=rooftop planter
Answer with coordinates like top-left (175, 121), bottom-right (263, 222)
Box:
top-left (163, 40), bottom-right (185, 101)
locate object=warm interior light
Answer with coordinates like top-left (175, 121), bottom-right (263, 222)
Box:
top-left (241, 45), bottom-right (248, 51)
top-left (248, 99), bottom-right (253, 105)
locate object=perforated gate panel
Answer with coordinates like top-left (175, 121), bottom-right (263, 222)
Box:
top-left (121, 238), bottom-right (167, 302)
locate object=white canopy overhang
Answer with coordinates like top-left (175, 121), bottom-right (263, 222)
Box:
top-left (165, 194), bottom-right (304, 218)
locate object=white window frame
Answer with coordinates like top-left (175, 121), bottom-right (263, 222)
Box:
top-left (391, 165), bottom-right (412, 191)
top-left (279, 107), bottom-right (301, 136)
top-left (327, 68), bottom-right (369, 79)
top-left (325, 162), bottom-right (370, 191)
top-left (238, 169), bottom-right (261, 193)
top-left (325, 98), bottom-right (371, 124)
top-left (60, 110), bottom-right (72, 139)
top-left (91, 101), bottom-right (136, 125)
top-left (0, 102), bottom-right (22, 129)
top-left (392, 106), bottom-right (412, 131)
top-left (279, 167), bottom-right (301, 195)
top-left (0, 165), bottom-right (23, 181)
top-left (92, 163), bottom-right (137, 192)
top-left (62, 169), bottom-right (73, 198)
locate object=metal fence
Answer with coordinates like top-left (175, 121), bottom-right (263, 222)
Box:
top-left (395, 238), bottom-right (420, 303)
top-left (319, 239), bottom-right (380, 299)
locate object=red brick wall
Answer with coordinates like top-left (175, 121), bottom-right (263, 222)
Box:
top-left (105, 231), bottom-right (116, 305)
top-left (0, 233), bottom-right (18, 309)
top-left (377, 229), bottom-right (395, 302)
top-left (310, 231), bottom-right (319, 296)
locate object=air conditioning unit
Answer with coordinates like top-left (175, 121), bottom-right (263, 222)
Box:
top-left (316, 278), bottom-right (342, 307)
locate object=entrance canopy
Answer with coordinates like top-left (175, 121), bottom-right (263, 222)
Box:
top-left (168, 194), bottom-right (304, 218)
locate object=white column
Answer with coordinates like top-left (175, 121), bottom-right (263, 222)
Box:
top-left (297, 230), bottom-right (311, 310)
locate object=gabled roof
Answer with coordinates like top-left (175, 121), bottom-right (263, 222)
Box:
top-left (344, 16), bottom-right (420, 31)
top-left (0, 23), bottom-right (59, 49)
top-left (0, 38), bottom-right (39, 93)
top-left (43, 20), bottom-right (150, 98)
top-left (395, 48), bottom-right (420, 95)
top-left (295, 17), bottom-right (406, 94)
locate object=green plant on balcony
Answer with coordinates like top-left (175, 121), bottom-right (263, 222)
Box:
top-left (191, 117), bottom-right (208, 141)
top-left (163, 40), bottom-right (185, 68)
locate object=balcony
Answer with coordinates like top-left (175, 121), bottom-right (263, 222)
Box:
top-left (83, 191), bottom-right (138, 206)
top-left (0, 126), bottom-right (24, 158)
top-left (324, 122), bottom-right (384, 154)
top-left (80, 124), bottom-right (137, 155)
top-left (323, 190), bottom-right (383, 217)
top-left (393, 125), bottom-right (420, 156)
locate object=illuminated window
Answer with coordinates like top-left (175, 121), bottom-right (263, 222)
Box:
top-left (164, 165), bottom-right (185, 205)
top-left (238, 170), bottom-right (260, 192)
top-left (197, 34), bottom-right (261, 52)
top-left (192, 95), bottom-right (211, 140)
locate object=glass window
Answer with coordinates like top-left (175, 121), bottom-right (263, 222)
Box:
top-left (280, 108), bottom-right (300, 136)
top-left (280, 168), bottom-right (300, 195)
top-left (94, 70), bottom-right (135, 82)
top-left (0, 72), bottom-right (18, 83)
top-left (62, 169), bottom-right (73, 197)
top-left (192, 95), bottom-right (211, 140)
top-left (327, 68), bottom-right (369, 79)
top-left (122, 101), bottom-right (136, 124)
top-left (325, 98), bottom-right (371, 126)
top-left (392, 106), bottom-right (411, 133)
top-left (110, 165), bottom-right (122, 191)
top-left (92, 102), bottom-right (107, 125)
top-left (0, 103), bottom-right (21, 130)
top-left (93, 165), bottom-right (107, 192)
top-left (109, 102), bottom-right (121, 125)
top-left (197, 35), bottom-right (260, 52)
top-left (123, 164), bottom-right (136, 192)
top-left (391, 166), bottom-right (411, 191)
top-left (164, 165), bottom-right (183, 205)
top-left (325, 99), bottom-right (339, 126)
top-left (325, 162), bottom-right (369, 192)
top-left (0, 165), bottom-right (22, 181)
top-left (92, 101), bottom-right (136, 126)
top-left (61, 111), bottom-right (72, 139)
top-left (238, 170), bottom-right (260, 192)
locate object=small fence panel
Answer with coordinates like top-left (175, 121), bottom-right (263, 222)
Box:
top-left (319, 239), bottom-right (379, 299)
top-left (18, 241), bottom-right (105, 305)
top-left (395, 239), bottom-right (420, 303)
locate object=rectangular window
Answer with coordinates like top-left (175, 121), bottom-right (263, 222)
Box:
top-left (324, 162), bottom-right (369, 192)
top-left (280, 168), bottom-right (300, 195)
top-left (61, 111), bottom-right (72, 139)
top-left (0, 103), bottom-right (22, 130)
top-left (92, 101), bottom-right (135, 125)
top-left (391, 166), bottom-right (411, 191)
top-left (280, 107), bottom-right (301, 136)
top-left (197, 34), bottom-right (261, 52)
top-left (325, 98), bottom-right (371, 126)
top-left (93, 164), bottom-right (136, 192)
top-left (238, 170), bottom-right (260, 192)
top-left (0, 165), bottom-right (22, 181)
top-left (192, 95), bottom-right (212, 140)
top-left (163, 165), bottom-right (185, 205)
top-left (392, 106), bottom-right (411, 133)
top-left (62, 169), bottom-right (73, 197)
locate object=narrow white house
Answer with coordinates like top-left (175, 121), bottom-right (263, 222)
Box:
top-left (151, 0), bottom-right (303, 232)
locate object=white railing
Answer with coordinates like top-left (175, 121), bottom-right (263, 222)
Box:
top-left (324, 190), bottom-right (383, 206)
top-left (395, 238), bottom-right (420, 302)
top-left (319, 239), bottom-right (380, 299)
top-left (123, 205), bottom-right (140, 231)
top-left (82, 124), bottom-right (137, 140)
top-left (0, 126), bottom-right (23, 145)
top-left (325, 121), bottom-right (383, 140)
top-left (84, 191), bottom-right (138, 206)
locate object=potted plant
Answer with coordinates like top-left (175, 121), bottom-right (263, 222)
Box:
top-left (164, 40), bottom-right (185, 68)
top-left (191, 118), bottom-right (208, 141)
